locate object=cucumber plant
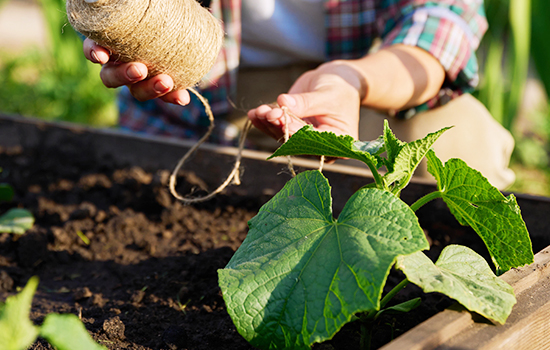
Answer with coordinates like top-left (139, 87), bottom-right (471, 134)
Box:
top-left (218, 121), bottom-right (533, 350)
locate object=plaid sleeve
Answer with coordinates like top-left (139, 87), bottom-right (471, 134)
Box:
top-left (379, 1), bottom-right (488, 118)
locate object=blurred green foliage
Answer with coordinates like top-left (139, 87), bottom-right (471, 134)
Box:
top-left (0, 0), bottom-right (117, 126)
top-left (476, 0), bottom-right (531, 131)
top-left (477, 0), bottom-right (550, 131)
top-left (531, 0), bottom-right (550, 97)
top-left (476, 0), bottom-right (550, 196)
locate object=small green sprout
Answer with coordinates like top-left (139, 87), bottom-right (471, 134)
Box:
top-left (0, 277), bottom-right (106, 350)
top-left (0, 182), bottom-right (34, 235)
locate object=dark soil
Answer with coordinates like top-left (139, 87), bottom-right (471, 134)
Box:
top-left (0, 141), bottom-right (529, 350)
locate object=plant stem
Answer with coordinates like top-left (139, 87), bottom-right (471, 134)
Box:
top-left (380, 279), bottom-right (410, 309)
top-left (365, 162), bottom-right (386, 191)
top-left (359, 279), bottom-right (410, 350)
top-left (410, 191), bottom-right (443, 212)
top-left (360, 321), bottom-right (373, 350)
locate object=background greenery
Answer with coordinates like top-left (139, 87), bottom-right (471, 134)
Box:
top-left (0, 0), bottom-right (548, 195)
top-left (474, 0), bottom-right (550, 195)
top-left (0, 0), bottom-right (117, 126)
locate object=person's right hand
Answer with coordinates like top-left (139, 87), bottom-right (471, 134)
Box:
top-left (83, 38), bottom-right (191, 105)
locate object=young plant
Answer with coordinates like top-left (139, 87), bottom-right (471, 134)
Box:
top-left (0, 183), bottom-right (34, 235)
top-left (218, 121), bottom-right (533, 350)
top-left (0, 276), bottom-right (106, 350)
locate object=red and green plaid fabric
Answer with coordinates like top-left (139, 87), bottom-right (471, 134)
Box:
top-left (119, 0), bottom-right (487, 142)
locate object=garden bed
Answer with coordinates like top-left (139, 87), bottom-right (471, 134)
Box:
top-left (1, 114), bottom-right (549, 349)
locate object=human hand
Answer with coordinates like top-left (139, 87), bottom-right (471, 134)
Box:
top-left (247, 61), bottom-right (365, 142)
top-left (83, 38), bottom-right (191, 105)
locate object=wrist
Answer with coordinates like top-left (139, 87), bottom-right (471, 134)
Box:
top-left (315, 60), bottom-right (367, 102)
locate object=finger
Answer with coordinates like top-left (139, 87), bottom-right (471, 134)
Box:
top-left (129, 74), bottom-right (175, 101)
top-left (83, 38), bottom-right (110, 64)
top-left (248, 105), bottom-right (281, 140)
top-left (277, 90), bottom-right (333, 119)
top-left (160, 89), bottom-right (192, 106)
top-left (100, 62), bottom-right (148, 88)
top-left (248, 105), bottom-right (308, 141)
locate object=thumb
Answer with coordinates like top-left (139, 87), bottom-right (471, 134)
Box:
top-left (277, 91), bottom-right (331, 119)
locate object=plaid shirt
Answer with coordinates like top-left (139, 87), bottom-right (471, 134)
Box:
top-left (119, 0), bottom-right (487, 144)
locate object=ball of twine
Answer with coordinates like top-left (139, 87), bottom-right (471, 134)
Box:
top-left (66, 0), bottom-right (224, 90)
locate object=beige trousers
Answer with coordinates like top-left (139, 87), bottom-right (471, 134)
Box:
top-left (230, 66), bottom-right (516, 190)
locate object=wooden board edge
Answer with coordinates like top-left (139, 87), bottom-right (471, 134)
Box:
top-left (379, 245), bottom-right (550, 350)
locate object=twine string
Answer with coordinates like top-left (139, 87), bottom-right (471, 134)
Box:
top-left (169, 87), bottom-right (252, 204)
top-left (281, 106), bottom-right (297, 177)
top-left (169, 100), bottom-right (324, 203)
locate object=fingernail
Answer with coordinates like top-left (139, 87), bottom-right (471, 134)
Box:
top-left (154, 81), bottom-right (170, 94)
top-left (283, 95), bottom-right (296, 107)
top-left (175, 98), bottom-right (186, 106)
top-left (90, 50), bottom-right (100, 63)
top-left (126, 65), bottom-right (143, 80)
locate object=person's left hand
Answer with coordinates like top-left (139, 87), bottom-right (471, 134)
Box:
top-left (247, 60), bottom-right (365, 142)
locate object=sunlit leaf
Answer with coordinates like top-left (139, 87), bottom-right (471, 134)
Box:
top-left (219, 170), bottom-right (428, 349)
top-left (397, 245), bottom-right (516, 324)
top-left (0, 277), bottom-right (40, 350)
top-left (383, 127), bottom-right (450, 194)
top-left (40, 314), bottom-right (107, 350)
top-left (426, 150), bottom-right (533, 272)
top-left (269, 125), bottom-right (383, 170)
top-left (0, 208), bottom-right (34, 234)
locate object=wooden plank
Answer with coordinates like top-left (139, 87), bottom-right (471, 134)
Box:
top-left (381, 246), bottom-right (550, 350)
top-left (501, 246), bottom-right (550, 295)
top-left (480, 294), bottom-right (550, 350)
top-left (439, 271), bottom-right (550, 349)
top-left (378, 304), bottom-right (474, 350)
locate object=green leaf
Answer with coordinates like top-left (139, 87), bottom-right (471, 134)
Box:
top-left (426, 150), bottom-right (533, 272)
top-left (219, 170), bottom-right (428, 350)
top-left (397, 245), bottom-right (516, 324)
top-left (0, 184), bottom-right (14, 202)
top-left (374, 297), bottom-right (421, 320)
top-left (268, 125), bottom-right (383, 169)
top-left (383, 127), bottom-right (451, 194)
top-left (0, 209), bottom-right (35, 234)
top-left (0, 277), bottom-right (40, 350)
top-left (40, 314), bottom-right (107, 350)
top-left (382, 120), bottom-right (405, 173)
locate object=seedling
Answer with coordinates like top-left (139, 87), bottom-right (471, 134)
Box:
top-left (0, 183), bottom-right (34, 235)
top-left (0, 276), bottom-right (106, 350)
top-left (218, 122), bottom-right (533, 349)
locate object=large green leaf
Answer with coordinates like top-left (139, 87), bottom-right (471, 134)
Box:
top-left (0, 277), bottom-right (40, 350)
top-left (0, 209), bottom-right (35, 234)
top-left (40, 314), bottom-right (107, 350)
top-left (397, 245), bottom-right (516, 324)
top-left (426, 150), bottom-right (533, 272)
top-left (268, 125), bottom-right (383, 170)
top-left (383, 127), bottom-right (450, 193)
top-left (219, 170), bottom-right (428, 349)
